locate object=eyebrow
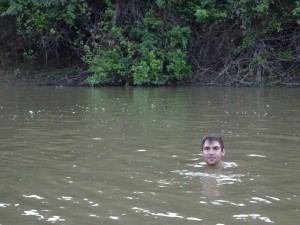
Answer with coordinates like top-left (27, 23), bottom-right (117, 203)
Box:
top-left (203, 146), bottom-right (220, 149)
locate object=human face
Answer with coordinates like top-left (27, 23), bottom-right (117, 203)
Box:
top-left (202, 140), bottom-right (225, 166)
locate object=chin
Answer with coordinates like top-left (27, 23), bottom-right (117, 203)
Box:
top-left (207, 161), bottom-right (220, 166)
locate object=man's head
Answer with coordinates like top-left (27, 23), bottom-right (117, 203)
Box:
top-left (201, 134), bottom-right (225, 166)
top-left (201, 134), bottom-right (224, 150)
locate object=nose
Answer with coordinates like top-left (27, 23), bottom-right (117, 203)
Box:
top-left (208, 150), bottom-right (214, 155)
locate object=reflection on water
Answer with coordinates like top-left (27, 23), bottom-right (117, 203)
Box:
top-left (0, 86), bottom-right (300, 224)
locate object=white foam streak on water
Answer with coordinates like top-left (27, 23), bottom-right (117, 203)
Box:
top-left (153, 212), bottom-right (183, 218)
top-left (247, 154), bottom-right (266, 158)
top-left (173, 169), bottom-right (243, 185)
top-left (132, 207), bottom-right (202, 220)
top-left (90, 203), bottom-right (99, 207)
top-left (211, 200), bottom-right (245, 207)
top-left (92, 137), bottom-right (103, 140)
top-left (59, 196), bottom-right (73, 201)
top-left (109, 216), bottom-right (120, 220)
top-left (0, 203), bottom-right (11, 208)
top-left (187, 162), bottom-right (238, 168)
top-left (233, 214), bottom-right (274, 223)
top-left (22, 195), bottom-right (44, 200)
top-left (22, 210), bottom-right (44, 220)
top-left (46, 216), bottom-right (65, 223)
top-left (186, 217), bottom-right (202, 221)
top-left (251, 197), bottom-right (272, 203)
top-left (22, 209), bottom-right (65, 223)
top-left (265, 196), bottom-right (280, 201)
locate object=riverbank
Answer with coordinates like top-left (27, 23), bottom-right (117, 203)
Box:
top-left (1, 65), bottom-right (300, 87)
top-left (0, 65), bottom-right (91, 86)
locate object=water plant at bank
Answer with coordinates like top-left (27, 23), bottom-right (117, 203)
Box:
top-left (0, 0), bottom-right (300, 86)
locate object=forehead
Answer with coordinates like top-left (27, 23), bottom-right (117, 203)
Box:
top-left (203, 140), bottom-right (221, 147)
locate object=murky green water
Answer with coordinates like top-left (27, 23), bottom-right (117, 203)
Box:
top-left (0, 86), bottom-right (299, 224)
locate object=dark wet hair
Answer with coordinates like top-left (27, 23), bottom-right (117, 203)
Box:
top-left (201, 134), bottom-right (225, 150)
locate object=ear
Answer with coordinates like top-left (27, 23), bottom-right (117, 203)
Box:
top-left (221, 148), bottom-right (225, 156)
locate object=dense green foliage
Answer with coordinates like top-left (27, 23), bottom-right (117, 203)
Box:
top-left (82, 7), bottom-right (191, 85)
top-left (1, 0), bottom-right (300, 86)
top-left (0, 0), bottom-right (89, 62)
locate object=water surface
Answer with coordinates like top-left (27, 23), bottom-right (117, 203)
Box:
top-left (1, 86), bottom-right (299, 224)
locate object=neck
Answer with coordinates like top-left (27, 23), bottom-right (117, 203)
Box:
top-left (206, 161), bottom-right (224, 169)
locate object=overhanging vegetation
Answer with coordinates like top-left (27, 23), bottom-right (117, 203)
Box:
top-left (1, 0), bottom-right (300, 86)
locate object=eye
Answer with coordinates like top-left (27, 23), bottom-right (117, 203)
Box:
top-left (213, 146), bottom-right (220, 151)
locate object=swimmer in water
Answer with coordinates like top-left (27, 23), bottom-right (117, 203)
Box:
top-left (201, 134), bottom-right (225, 169)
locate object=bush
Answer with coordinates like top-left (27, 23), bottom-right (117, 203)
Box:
top-left (0, 0), bottom-right (90, 62)
top-left (1, 0), bottom-right (300, 86)
top-left (83, 6), bottom-right (192, 86)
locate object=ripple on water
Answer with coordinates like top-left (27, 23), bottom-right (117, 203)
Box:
top-left (187, 161), bottom-right (238, 168)
top-left (247, 154), bottom-right (266, 158)
top-left (132, 207), bottom-right (202, 221)
top-left (0, 203), bottom-right (11, 208)
top-left (233, 214), bottom-right (274, 223)
top-left (173, 169), bottom-right (244, 185)
top-left (22, 209), bottom-right (65, 223)
top-left (23, 195), bottom-right (44, 200)
top-left (210, 199), bottom-right (245, 206)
